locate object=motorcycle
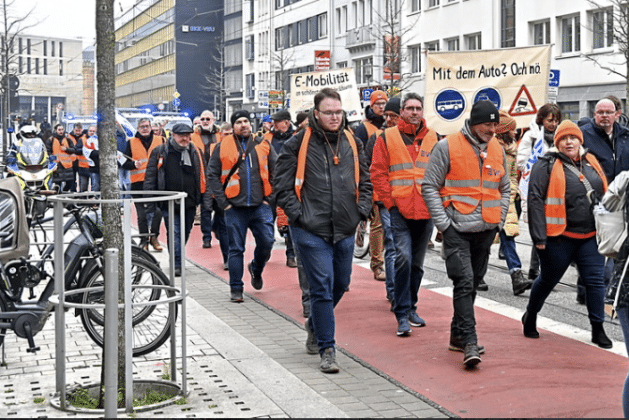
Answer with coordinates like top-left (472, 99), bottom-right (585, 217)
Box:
top-left (5, 126), bottom-right (57, 195)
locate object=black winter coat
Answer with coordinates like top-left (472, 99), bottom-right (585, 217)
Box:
top-left (274, 112), bottom-right (372, 244)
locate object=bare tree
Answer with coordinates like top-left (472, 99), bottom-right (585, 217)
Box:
top-left (369, 0), bottom-right (421, 96)
top-left (0, 0), bottom-right (36, 156)
top-left (96, 0), bottom-right (125, 408)
top-left (583, 0), bottom-right (629, 104)
top-left (200, 33), bottom-right (227, 121)
top-left (271, 48), bottom-right (295, 109)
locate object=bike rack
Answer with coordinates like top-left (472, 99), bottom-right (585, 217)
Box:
top-left (47, 190), bottom-right (188, 416)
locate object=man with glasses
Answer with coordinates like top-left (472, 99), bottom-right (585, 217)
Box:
top-left (371, 93), bottom-right (439, 338)
top-left (121, 117), bottom-right (165, 252)
top-left (274, 88), bottom-right (372, 373)
top-left (192, 110), bottom-right (222, 249)
top-left (422, 100), bottom-right (510, 368)
top-left (355, 90), bottom-right (388, 282)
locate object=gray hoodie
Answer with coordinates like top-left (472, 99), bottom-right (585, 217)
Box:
top-left (421, 120), bottom-right (511, 233)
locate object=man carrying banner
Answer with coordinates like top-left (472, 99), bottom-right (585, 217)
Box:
top-left (422, 100), bottom-right (510, 368)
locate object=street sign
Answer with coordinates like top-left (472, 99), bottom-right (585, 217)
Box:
top-left (173, 91), bottom-right (181, 99)
top-left (172, 98), bottom-right (181, 107)
top-left (56, 102), bottom-right (64, 110)
top-left (549, 70), bottom-right (560, 87)
top-left (362, 88), bottom-right (374, 102)
top-left (157, 103), bottom-right (165, 111)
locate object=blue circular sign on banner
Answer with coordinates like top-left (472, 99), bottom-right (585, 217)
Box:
top-left (172, 98), bottom-right (181, 107)
top-left (473, 87), bottom-right (501, 110)
top-left (435, 89), bottom-right (466, 121)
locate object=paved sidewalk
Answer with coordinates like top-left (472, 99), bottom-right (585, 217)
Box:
top-left (0, 247), bottom-right (452, 418)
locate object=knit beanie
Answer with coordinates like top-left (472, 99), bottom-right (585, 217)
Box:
top-left (370, 90), bottom-right (388, 107)
top-left (469, 100), bottom-right (499, 126)
top-left (384, 97), bottom-right (401, 115)
top-left (554, 120), bottom-right (583, 146)
top-left (495, 110), bottom-right (516, 134)
top-left (231, 110), bottom-right (250, 126)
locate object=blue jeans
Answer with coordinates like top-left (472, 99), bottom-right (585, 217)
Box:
top-left (161, 206), bottom-right (196, 268)
top-left (499, 230), bottom-right (522, 274)
top-left (527, 236), bottom-right (605, 323)
top-left (118, 168), bottom-right (130, 200)
top-left (79, 173), bottom-right (90, 192)
top-left (213, 208), bottom-right (229, 264)
top-left (224, 204), bottom-right (274, 290)
top-left (284, 228), bottom-right (295, 260)
top-left (200, 206), bottom-right (213, 243)
top-left (379, 205), bottom-right (396, 301)
top-left (291, 226), bottom-right (354, 353)
top-left (616, 306), bottom-right (629, 417)
top-left (389, 208), bottom-right (433, 320)
top-left (90, 172), bottom-right (100, 192)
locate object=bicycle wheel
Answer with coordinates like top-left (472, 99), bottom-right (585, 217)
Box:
top-left (354, 220), bottom-right (370, 259)
top-left (78, 257), bottom-right (177, 356)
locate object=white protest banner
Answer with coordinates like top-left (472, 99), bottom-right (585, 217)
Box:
top-left (425, 45), bottom-right (551, 135)
top-left (290, 68), bottom-right (363, 122)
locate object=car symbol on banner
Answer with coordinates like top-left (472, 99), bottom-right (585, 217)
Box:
top-left (435, 89), bottom-right (466, 121)
top-left (473, 87), bottom-right (501, 110)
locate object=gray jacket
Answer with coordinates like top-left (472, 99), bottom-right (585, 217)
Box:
top-left (422, 121), bottom-right (510, 233)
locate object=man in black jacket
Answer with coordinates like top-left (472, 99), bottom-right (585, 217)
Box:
top-left (207, 110), bottom-right (277, 303)
top-left (144, 123), bottom-right (206, 277)
top-left (274, 88), bottom-right (372, 373)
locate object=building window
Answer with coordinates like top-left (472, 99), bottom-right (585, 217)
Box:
top-left (59, 59), bottom-right (63, 76)
top-left (501, 0), bottom-right (515, 48)
top-left (26, 38), bottom-right (31, 55)
top-left (425, 40), bottom-right (439, 51)
top-left (558, 101), bottom-right (579, 121)
top-left (428, 0), bottom-right (439, 7)
top-left (592, 8), bottom-right (613, 49)
top-left (245, 35), bottom-right (255, 60)
top-left (246, 0), bottom-right (254, 22)
top-left (337, 61), bottom-right (348, 68)
top-left (445, 37), bottom-right (459, 51)
top-left (51, 41), bottom-right (55, 57)
top-left (386, 0), bottom-right (400, 20)
top-left (354, 56), bottom-right (373, 84)
top-left (411, 0), bottom-right (421, 13)
top-left (35, 57), bottom-right (39, 74)
top-left (409, 44), bottom-right (421, 73)
top-left (27, 57), bottom-right (31, 74)
top-left (18, 56), bottom-right (22, 73)
top-left (561, 14), bottom-right (580, 53)
top-left (465, 33), bottom-right (481, 50)
top-left (308, 16), bottom-right (318, 41)
top-left (532, 20), bottom-right (550, 45)
top-left (43, 40), bottom-right (47, 56)
top-left (336, 8), bottom-right (342, 34)
top-left (18, 37), bottom-right (22, 53)
top-left (349, 2), bottom-right (356, 30)
top-left (299, 20), bottom-right (308, 43)
top-left (43, 58), bottom-right (47, 75)
top-left (246, 73), bottom-right (255, 99)
top-left (318, 13), bottom-right (327, 38)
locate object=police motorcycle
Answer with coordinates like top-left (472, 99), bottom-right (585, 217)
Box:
top-left (4, 125), bottom-right (57, 195)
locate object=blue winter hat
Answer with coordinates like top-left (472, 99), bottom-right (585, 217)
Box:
top-left (262, 115), bottom-right (272, 123)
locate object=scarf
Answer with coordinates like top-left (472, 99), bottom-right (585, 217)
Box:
top-left (543, 128), bottom-right (555, 147)
top-left (169, 138), bottom-right (192, 167)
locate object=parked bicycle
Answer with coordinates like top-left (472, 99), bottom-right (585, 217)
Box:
top-left (0, 178), bottom-right (176, 357)
top-left (354, 220), bottom-right (370, 259)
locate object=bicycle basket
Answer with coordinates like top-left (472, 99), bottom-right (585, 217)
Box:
top-left (0, 177), bottom-right (29, 263)
top-left (82, 209), bottom-right (104, 239)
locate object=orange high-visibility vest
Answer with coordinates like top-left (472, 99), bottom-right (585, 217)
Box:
top-left (439, 132), bottom-right (505, 224)
top-left (52, 137), bottom-right (73, 169)
top-left (383, 127), bottom-right (438, 199)
top-left (545, 154), bottom-right (607, 237)
top-left (364, 120), bottom-right (382, 139)
top-left (295, 127), bottom-right (359, 202)
top-left (129, 135), bottom-right (164, 183)
top-left (219, 135), bottom-right (272, 199)
top-left (69, 134), bottom-right (89, 169)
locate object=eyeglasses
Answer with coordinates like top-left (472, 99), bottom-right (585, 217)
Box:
top-left (200, 118), bottom-right (213, 121)
top-left (373, 101), bottom-right (387, 107)
top-left (138, 125), bottom-right (151, 129)
top-left (404, 106), bottom-right (423, 112)
top-left (384, 113), bottom-right (399, 119)
top-left (596, 110), bottom-right (615, 116)
top-left (318, 110), bottom-right (343, 117)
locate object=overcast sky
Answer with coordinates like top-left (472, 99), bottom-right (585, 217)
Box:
top-left (14, 0), bottom-right (138, 47)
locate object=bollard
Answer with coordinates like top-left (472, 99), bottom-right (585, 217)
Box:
top-left (104, 248), bottom-right (119, 418)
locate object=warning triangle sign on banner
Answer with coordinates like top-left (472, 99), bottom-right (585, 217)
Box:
top-left (508, 85), bottom-right (537, 116)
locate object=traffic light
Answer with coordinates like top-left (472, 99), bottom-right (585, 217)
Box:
top-left (3, 74), bottom-right (19, 111)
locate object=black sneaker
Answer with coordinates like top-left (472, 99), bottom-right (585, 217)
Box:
top-left (248, 262), bottom-right (263, 290)
top-left (396, 317), bottom-right (412, 336)
top-left (320, 347), bottom-right (340, 373)
top-left (463, 343), bottom-right (481, 367)
top-left (408, 311), bottom-right (426, 327)
top-left (230, 289), bottom-right (244, 303)
top-left (476, 279), bottom-right (489, 291)
top-left (449, 341), bottom-right (485, 354)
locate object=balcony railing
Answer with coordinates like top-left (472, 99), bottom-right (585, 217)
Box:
top-left (346, 27), bottom-right (376, 49)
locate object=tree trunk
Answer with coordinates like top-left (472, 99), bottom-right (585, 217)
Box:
top-left (96, 0), bottom-right (125, 408)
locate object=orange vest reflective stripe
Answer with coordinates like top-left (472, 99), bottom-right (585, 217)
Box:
top-left (384, 127), bottom-right (438, 199)
top-left (129, 135), bottom-right (164, 183)
top-left (439, 132), bottom-right (505, 224)
top-left (70, 134), bottom-right (89, 168)
top-left (295, 127), bottom-right (359, 202)
top-left (54, 138), bottom-right (73, 169)
top-left (219, 135), bottom-right (272, 199)
top-left (545, 154), bottom-right (608, 237)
